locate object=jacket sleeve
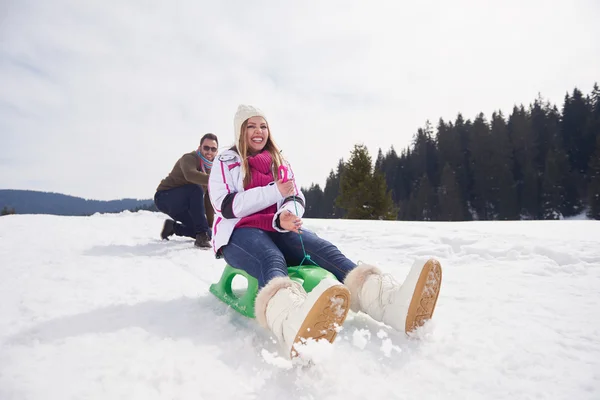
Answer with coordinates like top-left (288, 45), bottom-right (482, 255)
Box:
top-left (272, 162), bottom-right (306, 232)
top-left (180, 154), bottom-right (209, 186)
top-left (209, 158), bottom-right (283, 219)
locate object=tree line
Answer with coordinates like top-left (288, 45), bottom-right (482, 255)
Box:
top-left (302, 84), bottom-right (600, 221)
top-left (1, 206), bottom-right (16, 216)
top-left (0, 190), bottom-right (155, 216)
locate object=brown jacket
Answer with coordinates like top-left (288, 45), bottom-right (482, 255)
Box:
top-left (156, 151), bottom-right (214, 227)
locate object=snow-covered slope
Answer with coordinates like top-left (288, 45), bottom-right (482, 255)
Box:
top-left (1, 212), bottom-right (599, 400)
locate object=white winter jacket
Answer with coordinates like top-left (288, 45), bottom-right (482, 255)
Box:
top-left (208, 149), bottom-right (306, 257)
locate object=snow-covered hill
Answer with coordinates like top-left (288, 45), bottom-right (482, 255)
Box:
top-left (1, 212), bottom-right (599, 400)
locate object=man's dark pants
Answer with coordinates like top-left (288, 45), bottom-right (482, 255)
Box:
top-left (154, 184), bottom-right (211, 238)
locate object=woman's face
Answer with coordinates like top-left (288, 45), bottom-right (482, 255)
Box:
top-left (245, 116), bottom-right (269, 154)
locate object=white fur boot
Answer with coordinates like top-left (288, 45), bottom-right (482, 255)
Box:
top-left (344, 259), bottom-right (442, 333)
top-left (255, 276), bottom-right (350, 358)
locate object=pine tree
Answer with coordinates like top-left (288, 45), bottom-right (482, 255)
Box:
top-left (530, 95), bottom-right (553, 173)
top-left (302, 184), bottom-right (325, 218)
top-left (374, 148), bottom-right (384, 172)
top-left (438, 164), bottom-right (464, 221)
top-left (508, 105), bottom-right (540, 218)
top-left (322, 160), bottom-right (345, 218)
top-left (411, 174), bottom-right (436, 220)
top-left (438, 114), bottom-right (473, 219)
top-left (541, 143), bottom-right (568, 219)
top-left (336, 144), bottom-right (397, 219)
top-left (469, 113), bottom-right (495, 219)
top-left (587, 135), bottom-right (600, 220)
top-left (412, 122), bottom-right (440, 187)
top-left (559, 88), bottom-right (591, 215)
top-left (586, 83), bottom-right (600, 215)
top-left (490, 111), bottom-right (518, 219)
top-left (588, 83), bottom-right (600, 140)
top-left (561, 88), bottom-right (593, 175)
top-left (378, 147), bottom-right (400, 203)
top-left (455, 115), bottom-right (473, 217)
top-left (436, 118), bottom-right (469, 220)
top-left (395, 149), bottom-right (414, 218)
top-left (370, 171), bottom-right (398, 220)
top-left (337, 145), bottom-right (372, 219)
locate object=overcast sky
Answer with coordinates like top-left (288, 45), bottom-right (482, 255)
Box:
top-left (1, 0), bottom-right (599, 200)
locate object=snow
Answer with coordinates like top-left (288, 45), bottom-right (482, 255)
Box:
top-left (1, 211), bottom-right (599, 400)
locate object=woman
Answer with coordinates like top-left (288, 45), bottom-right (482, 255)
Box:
top-left (209, 105), bottom-right (442, 358)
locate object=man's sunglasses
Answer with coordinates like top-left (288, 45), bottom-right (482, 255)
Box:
top-left (203, 146), bottom-right (218, 153)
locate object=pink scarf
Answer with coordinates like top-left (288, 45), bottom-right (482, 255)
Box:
top-left (235, 151), bottom-right (278, 231)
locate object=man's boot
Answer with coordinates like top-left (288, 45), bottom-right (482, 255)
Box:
top-left (194, 232), bottom-right (211, 248)
top-left (255, 277), bottom-right (350, 358)
top-left (160, 219), bottom-right (175, 240)
top-left (344, 259), bottom-right (442, 334)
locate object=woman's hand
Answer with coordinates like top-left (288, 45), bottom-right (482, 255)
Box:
top-left (276, 179), bottom-right (296, 197)
top-left (279, 210), bottom-right (303, 233)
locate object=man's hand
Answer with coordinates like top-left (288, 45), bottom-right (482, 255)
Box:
top-left (279, 210), bottom-right (303, 233)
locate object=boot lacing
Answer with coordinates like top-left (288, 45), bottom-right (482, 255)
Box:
top-left (378, 273), bottom-right (400, 306)
top-left (274, 284), bottom-right (306, 346)
top-left (266, 282), bottom-right (307, 341)
top-left (278, 283), bottom-right (306, 317)
top-left (288, 283), bottom-right (306, 305)
top-left (356, 260), bottom-right (400, 307)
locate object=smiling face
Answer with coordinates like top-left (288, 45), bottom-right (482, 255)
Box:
top-left (198, 138), bottom-right (218, 162)
top-left (245, 116), bottom-right (269, 154)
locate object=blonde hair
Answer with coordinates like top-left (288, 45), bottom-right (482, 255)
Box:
top-left (237, 119), bottom-right (285, 188)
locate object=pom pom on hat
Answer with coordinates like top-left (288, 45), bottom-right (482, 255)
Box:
top-left (234, 104), bottom-right (267, 145)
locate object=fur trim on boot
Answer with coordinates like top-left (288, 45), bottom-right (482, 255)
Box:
top-left (343, 264), bottom-right (382, 312)
top-left (255, 277), bottom-right (296, 329)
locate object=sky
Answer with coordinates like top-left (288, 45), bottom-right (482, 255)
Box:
top-left (1, 0), bottom-right (599, 200)
top-left (1, 212), bottom-right (599, 399)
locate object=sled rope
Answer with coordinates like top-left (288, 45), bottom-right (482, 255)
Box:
top-left (292, 196), bottom-right (315, 267)
top-left (282, 160), bottom-right (320, 268)
top-left (292, 182), bottom-right (321, 267)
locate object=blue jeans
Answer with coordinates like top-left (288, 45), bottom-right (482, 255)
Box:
top-left (221, 227), bottom-right (357, 288)
top-left (154, 185), bottom-right (211, 238)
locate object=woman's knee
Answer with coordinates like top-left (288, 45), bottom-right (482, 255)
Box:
top-left (224, 229), bottom-right (288, 282)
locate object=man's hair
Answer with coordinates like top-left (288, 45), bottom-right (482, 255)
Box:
top-left (200, 133), bottom-right (218, 146)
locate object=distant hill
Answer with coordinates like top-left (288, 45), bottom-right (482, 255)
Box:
top-left (0, 189), bottom-right (156, 216)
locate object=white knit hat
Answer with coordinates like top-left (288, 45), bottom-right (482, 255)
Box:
top-left (233, 104), bottom-right (268, 145)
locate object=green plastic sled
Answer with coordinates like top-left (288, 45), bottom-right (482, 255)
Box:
top-left (209, 264), bottom-right (336, 318)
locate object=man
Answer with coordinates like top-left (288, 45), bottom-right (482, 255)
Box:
top-left (154, 133), bottom-right (218, 248)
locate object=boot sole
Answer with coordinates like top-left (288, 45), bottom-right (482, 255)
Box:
top-left (291, 285), bottom-right (350, 358)
top-left (405, 259), bottom-right (442, 334)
